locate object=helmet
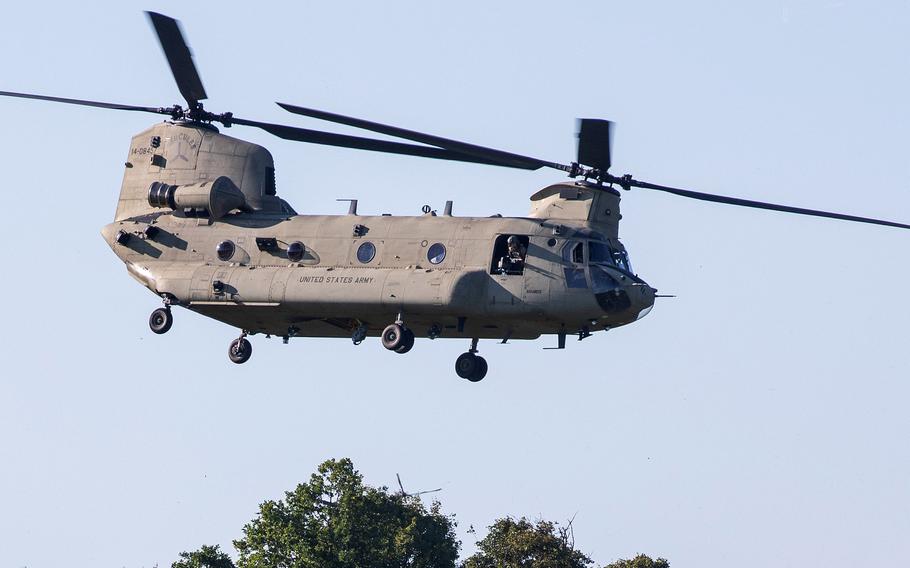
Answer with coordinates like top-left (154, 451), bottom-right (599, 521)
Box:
top-left (507, 235), bottom-right (519, 245)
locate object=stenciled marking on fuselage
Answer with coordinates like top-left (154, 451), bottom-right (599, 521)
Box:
top-left (298, 275), bottom-right (375, 285)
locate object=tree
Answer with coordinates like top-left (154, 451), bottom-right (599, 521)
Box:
top-left (233, 458), bottom-right (459, 568)
top-left (172, 544), bottom-right (235, 568)
top-left (461, 517), bottom-right (592, 568)
top-left (603, 554), bottom-right (669, 568)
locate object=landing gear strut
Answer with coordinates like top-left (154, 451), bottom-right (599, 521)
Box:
top-left (149, 306), bottom-right (173, 334)
top-left (229, 331), bottom-right (253, 364)
top-left (455, 338), bottom-right (487, 382)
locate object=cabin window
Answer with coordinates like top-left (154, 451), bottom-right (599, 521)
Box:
top-left (427, 243), bottom-right (446, 264)
top-left (490, 234), bottom-right (529, 275)
top-left (216, 240), bottom-right (235, 262)
top-left (356, 242), bottom-right (376, 263)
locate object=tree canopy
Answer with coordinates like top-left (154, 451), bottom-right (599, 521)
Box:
top-left (171, 458), bottom-right (668, 568)
top-left (172, 544), bottom-right (235, 568)
top-left (461, 516), bottom-right (592, 568)
top-left (232, 458), bottom-right (459, 568)
top-left (603, 554), bottom-right (670, 568)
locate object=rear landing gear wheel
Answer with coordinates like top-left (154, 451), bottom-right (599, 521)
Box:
top-left (149, 307), bottom-right (172, 334)
top-left (394, 329), bottom-right (415, 354)
top-left (455, 352), bottom-right (487, 382)
top-left (229, 337), bottom-right (253, 364)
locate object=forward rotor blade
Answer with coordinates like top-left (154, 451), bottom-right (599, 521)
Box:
top-left (146, 12), bottom-right (207, 107)
top-left (0, 90), bottom-right (165, 114)
top-left (628, 178), bottom-right (910, 230)
top-left (231, 117), bottom-right (535, 168)
top-left (278, 102), bottom-right (570, 172)
top-left (577, 118), bottom-right (613, 171)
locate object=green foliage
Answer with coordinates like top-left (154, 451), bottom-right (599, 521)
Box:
top-left (603, 554), bottom-right (669, 568)
top-left (172, 544), bottom-right (235, 568)
top-left (461, 517), bottom-right (592, 568)
top-left (233, 458), bottom-right (459, 568)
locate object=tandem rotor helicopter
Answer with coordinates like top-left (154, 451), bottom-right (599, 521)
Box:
top-left (4, 12), bottom-right (907, 381)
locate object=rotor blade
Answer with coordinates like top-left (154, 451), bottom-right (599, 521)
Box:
top-left (146, 12), bottom-right (207, 106)
top-left (397, 474), bottom-right (405, 494)
top-left (576, 118), bottom-right (613, 171)
top-left (277, 102), bottom-right (571, 172)
top-left (0, 90), bottom-right (165, 114)
top-left (627, 178), bottom-right (910, 230)
top-left (232, 117), bottom-right (535, 168)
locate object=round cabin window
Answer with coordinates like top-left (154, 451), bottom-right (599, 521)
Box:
top-left (427, 243), bottom-right (446, 264)
top-left (357, 241), bottom-right (376, 263)
top-left (216, 240), bottom-right (235, 262)
top-left (287, 241), bottom-right (305, 262)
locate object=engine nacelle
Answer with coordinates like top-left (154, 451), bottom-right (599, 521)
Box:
top-left (148, 176), bottom-right (247, 219)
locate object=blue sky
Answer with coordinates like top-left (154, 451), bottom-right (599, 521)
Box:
top-left (1, 1), bottom-right (908, 566)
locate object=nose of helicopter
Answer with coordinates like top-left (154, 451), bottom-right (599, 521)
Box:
top-left (633, 282), bottom-right (656, 321)
top-left (594, 279), bottom-right (656, 322)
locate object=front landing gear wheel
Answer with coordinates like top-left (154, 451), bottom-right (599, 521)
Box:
top-left (455, 353), bottom-right (488, 382)
top-left (228, 337), bottom-right (253, 364)
top-left (149, 307), bottom-right (172, 334)
top-left (382, 323), bottom-right (408, 351)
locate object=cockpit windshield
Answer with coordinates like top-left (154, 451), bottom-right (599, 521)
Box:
top-left (588, 241), bottom-right (633, 274)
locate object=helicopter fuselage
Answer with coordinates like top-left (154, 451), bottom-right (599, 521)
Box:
top-left (98, 121), bottom-right (655, 351)
top-left (102, 210), bottom-right (656, 343)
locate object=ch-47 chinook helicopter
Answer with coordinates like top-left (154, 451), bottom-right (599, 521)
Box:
top-left (3, 12), bottom-right (908, 381)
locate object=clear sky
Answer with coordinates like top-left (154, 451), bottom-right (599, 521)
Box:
top-left (1, 1), bottom-right (908, 566)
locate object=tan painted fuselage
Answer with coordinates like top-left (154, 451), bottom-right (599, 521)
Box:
top-left (101, 121), bottom-right (655, 344)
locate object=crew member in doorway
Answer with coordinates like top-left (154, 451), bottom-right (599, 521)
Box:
top-left (499, 235), bottom-right (527, 274)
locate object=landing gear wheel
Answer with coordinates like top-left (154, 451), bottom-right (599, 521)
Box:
top-left (455, 352), bottom-right (488, 381)
top-left (381, 323), bottom-right (406, 351)
top-left (228, 337), bottom-right (253, 364)
top-left (471, 356), bottom-right (488, 382)
top-left (394, 329), bottom-right (415, 354)
top-left (149, 307), bottom-right (172, 334)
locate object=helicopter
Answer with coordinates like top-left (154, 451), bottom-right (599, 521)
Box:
top-left (2, 12), bottom-right (907, 382)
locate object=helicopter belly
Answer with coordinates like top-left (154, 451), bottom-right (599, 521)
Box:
top-left (142, 261), bottom-right (551, 339)
top-left (157, 264), bottom-right (476, 316)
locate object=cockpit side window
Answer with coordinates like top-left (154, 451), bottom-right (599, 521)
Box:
top-left (588, 240), bottom-right (634, 274)
top-left (589, 241), bottom-right (612, 265)
top-left (561, 241), bottom-right (587, 288)
top-left (562, 241), bottom-right (585, 264)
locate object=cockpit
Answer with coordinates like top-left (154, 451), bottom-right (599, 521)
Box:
top-left (561, 237), bottom-right (653, 320)
top-left (587, 240), bottom-right (632, 274)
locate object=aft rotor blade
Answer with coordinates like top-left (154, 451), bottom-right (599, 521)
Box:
top-left (146, 12), bottom-right (207, 107)
top-left (0, 90), bottom-right (165, 114)
top-left (277, 102), bottom-right (570, 172)
top-left (627, 178), bottom-right (910, 230)
top-left (231, 117), bottom-right (535, 168)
